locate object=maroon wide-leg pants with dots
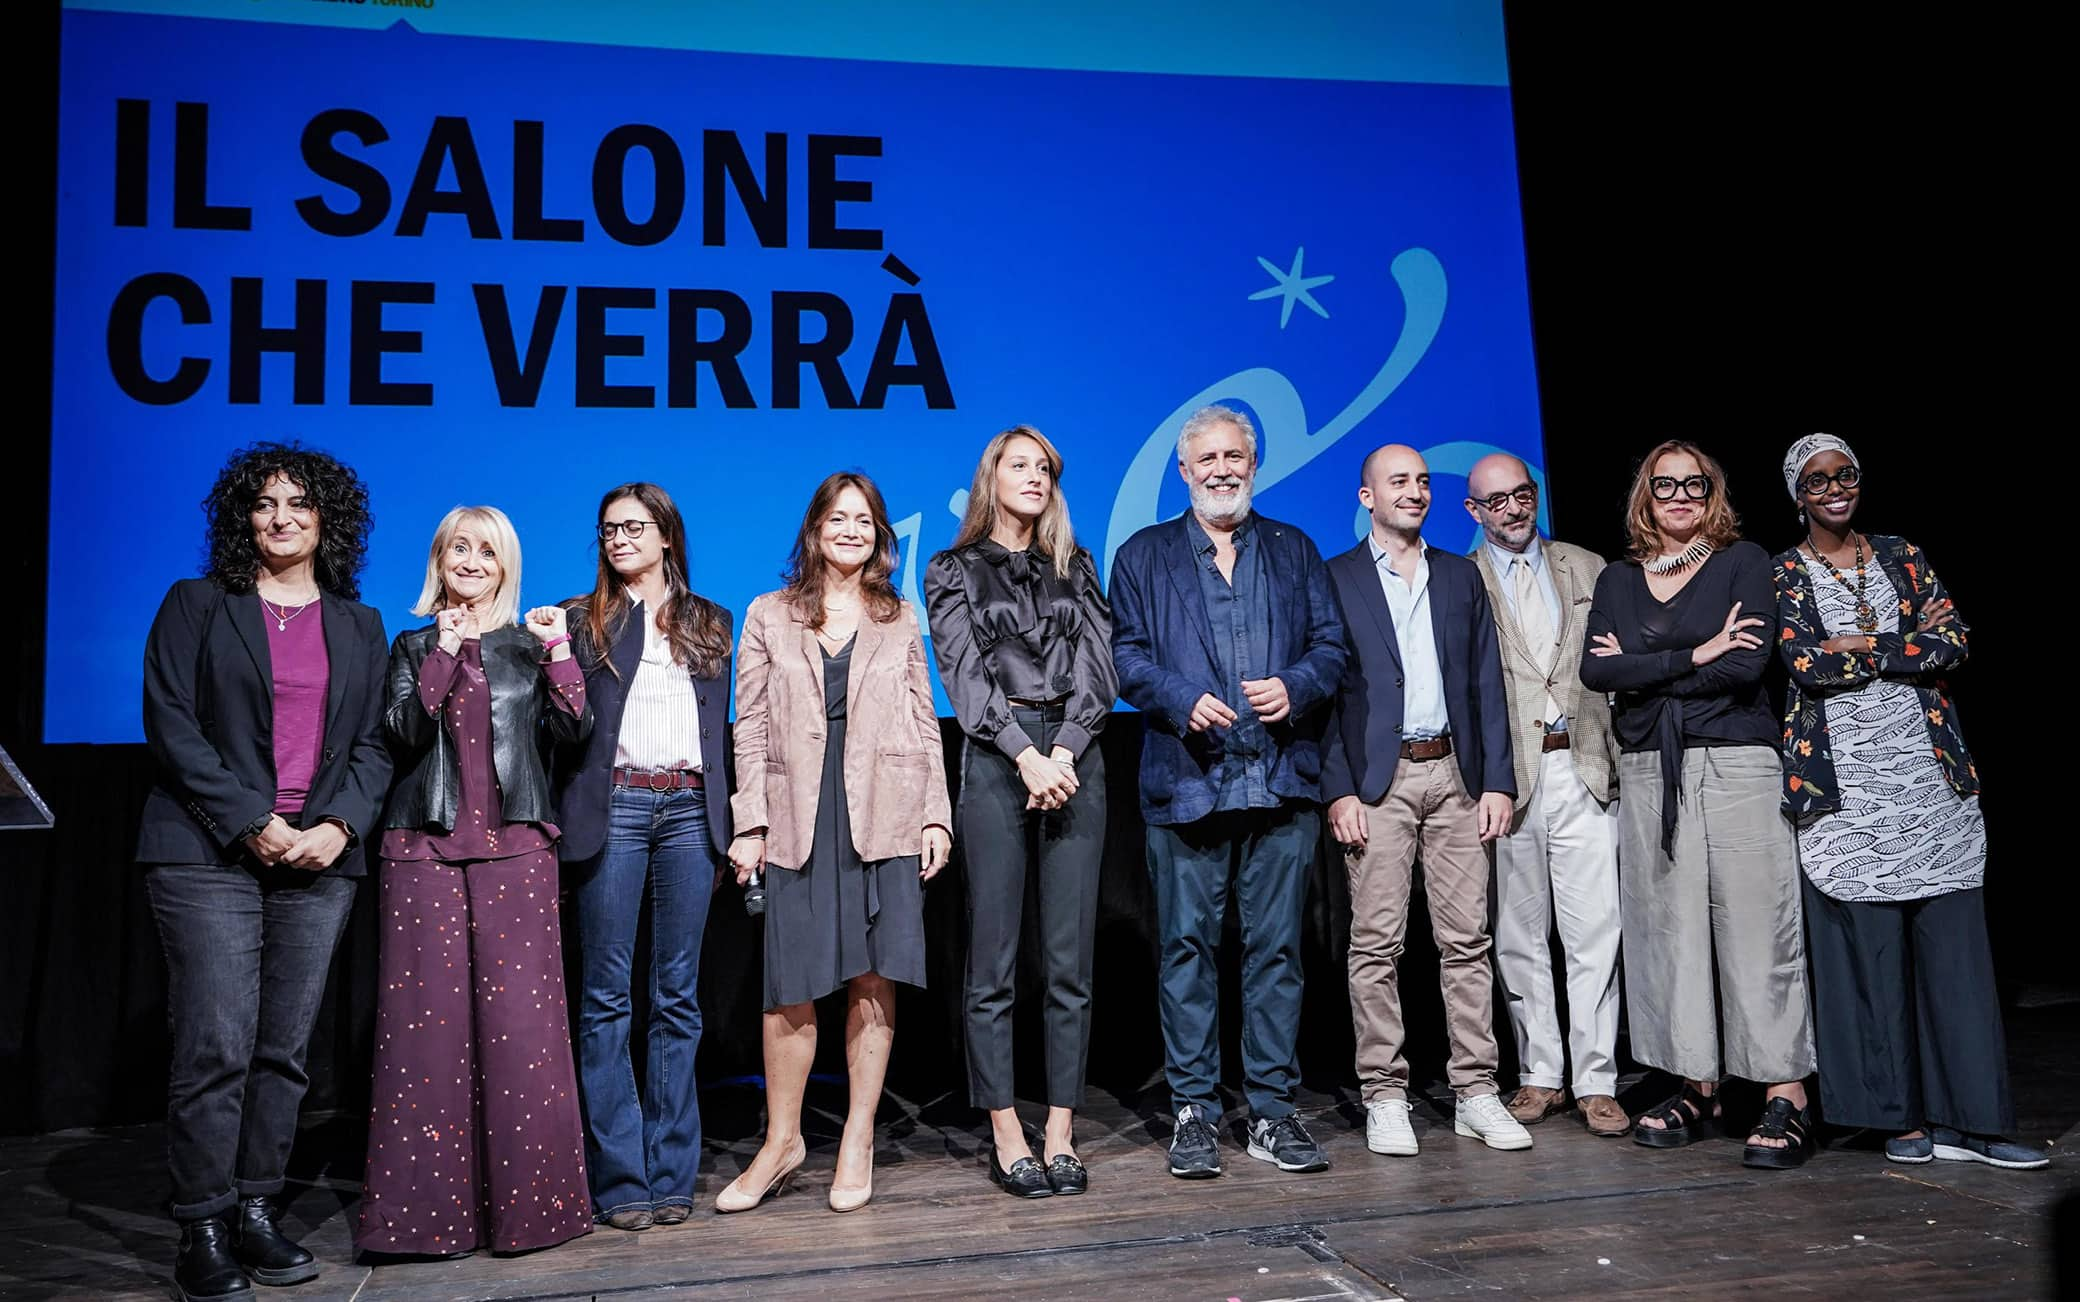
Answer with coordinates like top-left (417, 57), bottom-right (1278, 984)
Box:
top-left (355, 850), bottom-right (592, 1255)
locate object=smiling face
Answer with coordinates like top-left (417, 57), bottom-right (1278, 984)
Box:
top-left (250, 472), bottom-right (320, 572)
top-left (1178, 419), bottom-right (1256, 523)
top-left (1360, 445), bottom-right (1431, 536)
top-left (601, 494), bottom-right (666, 583)
top-left (994, 434), bottom-right (1055, 530)
top-left (1648, 448), bottom-right (1710, 543)
top-left (442, 525), bottom-right (503, 610)
top-left (1797, 448), bottom-right (1861, 530)
top-left (819, 484), bottom-right (879, 575)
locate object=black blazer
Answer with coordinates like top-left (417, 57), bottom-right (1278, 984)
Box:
top-left (555, 603), bottom-right (733, 863)
top-left (1321, 541), bottom-right (1514, 806)
top-left (136, 577), bottom-right (393, 876)
top-left (381, 624), bottom-right (593, 833)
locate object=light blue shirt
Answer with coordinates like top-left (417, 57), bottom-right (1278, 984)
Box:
top-left (1483, 534), bottom-right (1568, 732)
top-left (1370, 535), bottom-right (1448, 740)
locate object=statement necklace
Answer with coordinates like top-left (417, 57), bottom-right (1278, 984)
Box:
top-left (1805, 534), bottom-right (1878, 632)
top-left (1643, 538), bottom-right (1713, 575)
top-left (260, 595), bottom-right (316, 632)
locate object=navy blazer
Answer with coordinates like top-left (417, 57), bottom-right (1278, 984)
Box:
top-left (1110, 511), bottom-right (1347, 826)
top-left (135, 577), bottom-right (392, 876)
top-left (555, 603), bottom-right (733, 863)
top-left (1321, 540), bottom-right (1514, 805)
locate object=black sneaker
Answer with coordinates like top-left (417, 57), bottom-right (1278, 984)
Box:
top-left (1168, 1104), bottom-right (1223, 1178)
top-left (1246, 1113), bottom-right (1330, 1172)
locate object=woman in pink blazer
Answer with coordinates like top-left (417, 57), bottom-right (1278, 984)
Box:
top-left (717, 471), bottom-right (952, 1214)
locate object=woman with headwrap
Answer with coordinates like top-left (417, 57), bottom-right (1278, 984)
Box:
top-left (1773, 435), bottom-right (2046, 1170)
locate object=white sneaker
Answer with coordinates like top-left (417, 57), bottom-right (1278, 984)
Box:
top-left (1364, 1099), bottom-right (1418, 1156)
top-left (1455, 1093), bottom-right (1534, 1151)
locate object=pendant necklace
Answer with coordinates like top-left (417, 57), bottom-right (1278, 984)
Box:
top-left (261, 595), bottom-right (314, 632)
top-left (1805, 534), bottom-right (1877, 633)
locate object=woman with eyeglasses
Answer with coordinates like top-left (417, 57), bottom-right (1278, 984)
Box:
top-left (717, 471), bottom-right (952, 1215)
top-left (555, 483), bottom-right (736, 1230)
top-left (1773, 436), bottom-right (2046, 1170)
top-left (925, 425), bottom-right (1116, 1198)
top-left (355, 506), bottom-right (593, 1258)
top-left (1579, 440), bottom-right (1818, 1170)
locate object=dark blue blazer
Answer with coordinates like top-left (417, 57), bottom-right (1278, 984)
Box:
top-left (1110, 512), bottom-right (1348, 825)
top-left (1321, 540), bottom-right (1514, 805)
top-left (554, 602), bottom-right (733, 863)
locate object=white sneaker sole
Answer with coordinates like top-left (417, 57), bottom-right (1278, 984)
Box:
top-left (1931, 1142), bottom-right (2049, 1170)
top-left (1455, 1119), bottom-right (1534, 1151)
top-left (1365, 1131), bottom-right (1418, 1157)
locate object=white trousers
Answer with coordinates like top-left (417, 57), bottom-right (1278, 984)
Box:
top-left (1492, 746), bottom-right (1622, 1097)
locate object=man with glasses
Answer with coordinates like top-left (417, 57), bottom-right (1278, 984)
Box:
top-left (1462, 454), bottom-right (1629, 1137)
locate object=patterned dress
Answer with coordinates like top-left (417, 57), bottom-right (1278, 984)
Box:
top-left (1793, 560), bottom-right (1986, 901)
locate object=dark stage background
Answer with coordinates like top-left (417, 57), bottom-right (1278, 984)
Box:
top-left (2, 6), bottom-right (2062, 1137)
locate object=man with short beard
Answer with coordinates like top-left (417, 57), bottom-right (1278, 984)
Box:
top-left (1323, 444), bottom-right (1526, 1158)
top-left (1462, 453), bottom-right (1628, 1139)
top-left (1111, 404), bottom-right (1347, 1180)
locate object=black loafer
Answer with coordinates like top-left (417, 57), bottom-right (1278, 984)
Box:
top-left (1045, 1153), bottom-right (1088, 1196)
top-left (988, 1147), bottom-right (1054, 1198)
top-left (233, 1196), bottom-right (318, 1286)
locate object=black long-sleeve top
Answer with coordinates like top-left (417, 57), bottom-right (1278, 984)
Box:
top-left (924, 541), bottom-right (1118, 761)
top-left (1578, 540), bottom-right (1781, 852)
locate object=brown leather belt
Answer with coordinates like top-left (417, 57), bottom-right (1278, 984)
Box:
top-left (1542, 731), bottom-right (1571, 753)
top-left (1399, 735), bottom-right (1454, 762)
top-left (612, 767), bottom-right (704, 790)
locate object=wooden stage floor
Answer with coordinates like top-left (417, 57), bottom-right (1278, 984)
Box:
top-left (6, 1005), bottom-right (2075, 1301)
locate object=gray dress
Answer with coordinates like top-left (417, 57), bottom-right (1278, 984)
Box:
top-left (763, 633), bottom-right (928, 1009)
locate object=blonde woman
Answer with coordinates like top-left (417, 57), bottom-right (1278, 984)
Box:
top-left (925, 426), bottom-right (1115, 1197)
top-left (354, 507), bottom-right (595, 1257)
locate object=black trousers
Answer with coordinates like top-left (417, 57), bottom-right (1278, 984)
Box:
top-left (1803, 880), bottom-right (2014, 1135)
top-left (144, 860), bottom-right (357, 1220)
top-left (958, 707), bottom-right (1106, 1111)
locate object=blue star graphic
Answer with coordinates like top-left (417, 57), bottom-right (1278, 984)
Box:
top-left (1249, 247), bottom-right (1334, 328)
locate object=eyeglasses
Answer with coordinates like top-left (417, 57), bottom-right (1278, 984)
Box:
top-left (1649, 475), bottom-right (1714, 502)
top-left (1470, 484), bottom-right (1538, 513)
top-left (597, 519), bottom-right (657, 541)
top-left (1797, 466), bottom-right (1861, 496)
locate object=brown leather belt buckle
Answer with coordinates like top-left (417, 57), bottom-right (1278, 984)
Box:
top-left (613, 768), bottom-right (702, 790)
top-left (1541, 731), bottom-right (1571, 752)
top-left (1399, 735), bottom-right (1453, 762)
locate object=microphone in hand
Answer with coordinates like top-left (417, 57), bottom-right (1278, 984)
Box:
top-left (743, 868), bottom-right (766, 917)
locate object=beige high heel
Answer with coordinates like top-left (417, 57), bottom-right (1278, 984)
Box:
top-left (714, 1138), bottom-right (806, 1213)
top-left (827, 1147), bottom-right (874, 1213)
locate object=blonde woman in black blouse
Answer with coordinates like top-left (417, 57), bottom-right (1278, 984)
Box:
top-left (926, 426), bottom-right (1117, 1198)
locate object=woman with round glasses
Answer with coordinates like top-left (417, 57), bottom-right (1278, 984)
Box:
top-left (1579, 441), bottom-right (1818, 1169)
top-left (555, 483), bottom-right (736, 1229)
top-left (1773, 436), bottom-right (2046, 1170)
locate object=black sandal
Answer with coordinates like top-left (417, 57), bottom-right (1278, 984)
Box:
top-left (1741, 1096), bottom-right (1816, 1170)
top-left (1632, 1082), bottom-right (1721, 1149)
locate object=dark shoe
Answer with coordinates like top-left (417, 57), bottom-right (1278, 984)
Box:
top-left (232, 1197), bottom-right (318, 1286)
top-left (603, 1208), bottom-right (653, 1231)
top-left (652, 1204), bottom-right (692, 1225)
top-left (988, 1146), bottom-right (1054, 1198)
top-left (1885, 1131), bottom-right (1934, 1164)
top-left (1633, 1082), bottom-right (1721, 1149)
top-left (1930, 1127), bottom-right (2051, 1170)
top-left (1505, 1085), bottom-right (1567, 1125)
top-left (1168, 1104), bottom-right (1222, 1179)
top-left (175, 1218), bottom-right (252, 1301)
top-left (1045, 1153), bottom-right (1089, 1196)
top-left (1741, 1096), bottom-right (1816, 1170)
top-left (1245, 1114), bottom-right (1330, 1173)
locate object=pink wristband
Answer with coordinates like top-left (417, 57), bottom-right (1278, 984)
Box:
top-left (542, 634), bottom-right (572, 652)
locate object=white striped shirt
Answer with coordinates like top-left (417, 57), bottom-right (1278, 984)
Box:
top-left (613, 602), bottom-right (703, 773)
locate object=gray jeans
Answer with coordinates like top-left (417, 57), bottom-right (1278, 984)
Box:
top-left (1617, 746), bottom-right (1815, 1083)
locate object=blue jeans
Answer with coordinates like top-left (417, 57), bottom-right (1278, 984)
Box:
top-left (144, 862), bottom-right (357, 1220)
top-left (573, 787), bottom-right (714, 1217)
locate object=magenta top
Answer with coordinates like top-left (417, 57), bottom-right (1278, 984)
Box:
top-left (379, 638), bottom-right (587, 863)
top-left (265, 601), bottom-right (330, 817)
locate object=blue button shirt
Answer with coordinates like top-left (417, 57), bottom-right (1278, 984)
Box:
top-left (1369, 535), bottom-right (1448, 740)
top-left (1187, 513), bottom-right (1277, 811)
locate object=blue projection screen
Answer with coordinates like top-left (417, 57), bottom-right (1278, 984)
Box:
top-left (50, 1), bottom-right (1543, 743)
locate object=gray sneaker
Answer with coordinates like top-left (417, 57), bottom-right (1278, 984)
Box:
top-left (1246, 1114), bottom-right (1330, 1172)
top-left (1929, 1127), bottom-right (2049, 1170)
top-left (1168, 1104), bottom-right (1222, 1179)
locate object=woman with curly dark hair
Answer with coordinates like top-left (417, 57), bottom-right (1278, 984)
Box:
top-left (136, 442), bottom-right (392, 1302)
top-left (553, 482), bottom-right (737, 1230)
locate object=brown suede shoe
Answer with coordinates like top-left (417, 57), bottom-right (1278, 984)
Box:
top-left (1578, 1094), bottom-right (1632, 1137)
top-left (1505, 1086), bottom-right (1567, 1124)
